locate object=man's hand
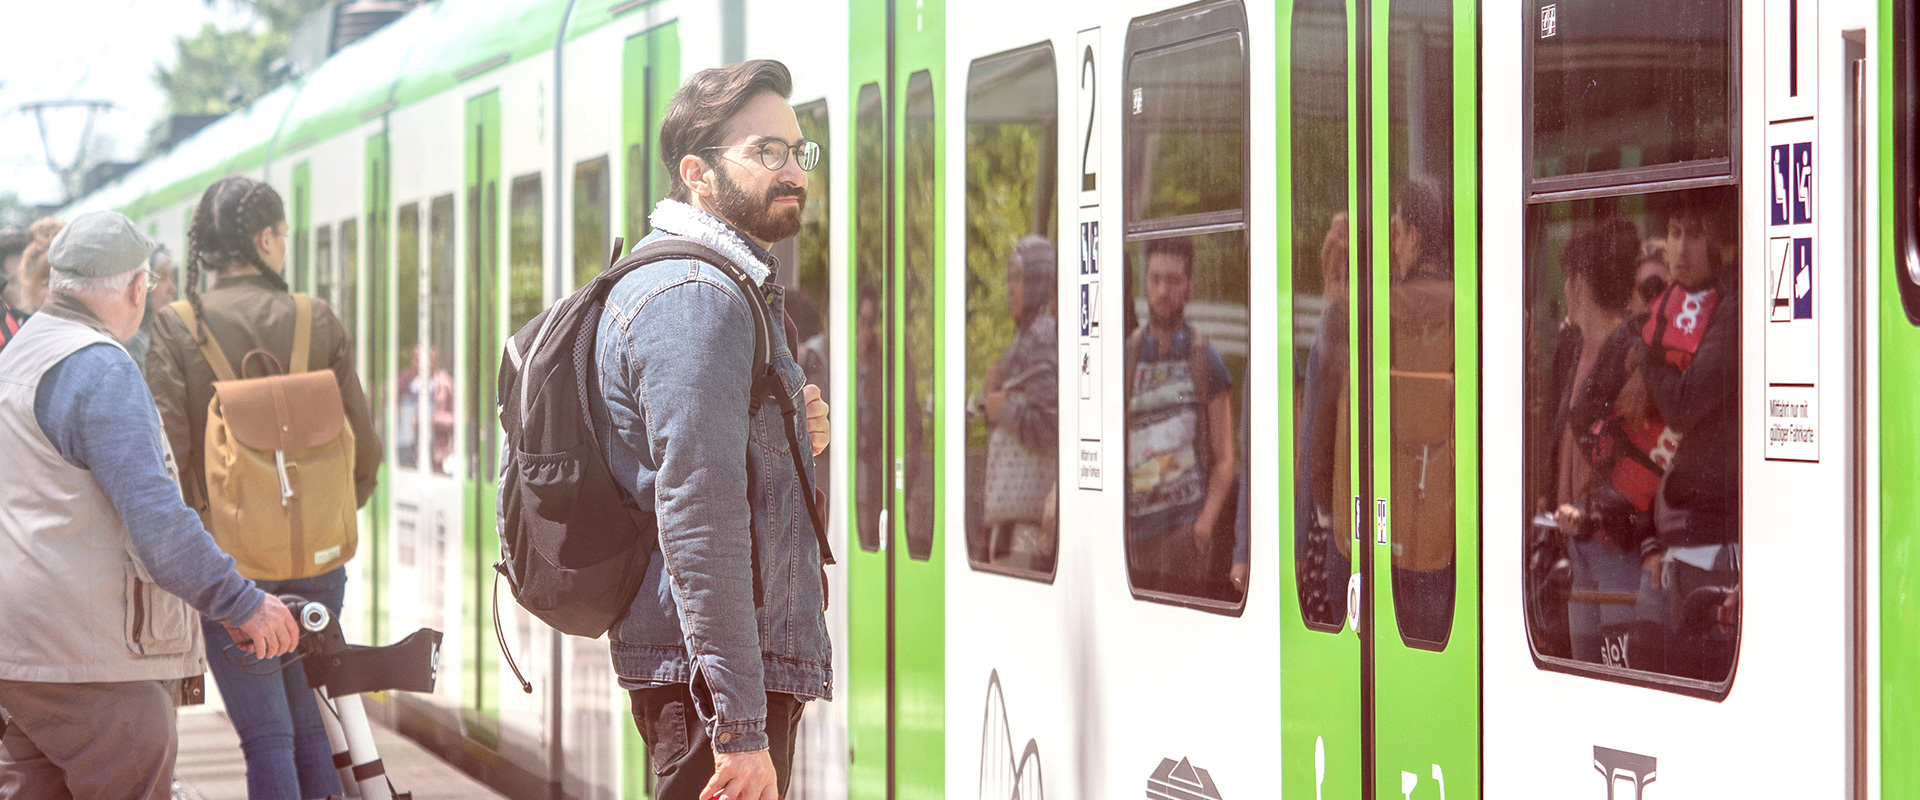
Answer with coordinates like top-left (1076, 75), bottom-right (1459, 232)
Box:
top-left (703, 747), bottom-right (779, 800)
top-left (232, 596), bottom-right (300, 659)
top-left (803, 383), bottom-right (830, 456)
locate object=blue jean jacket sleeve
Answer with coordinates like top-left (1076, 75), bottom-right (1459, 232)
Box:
top-left (623, 277), bottom-right (771, 751)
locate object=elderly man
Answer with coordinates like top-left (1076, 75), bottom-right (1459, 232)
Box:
top-left (0, 211), bottom-right (298, 800)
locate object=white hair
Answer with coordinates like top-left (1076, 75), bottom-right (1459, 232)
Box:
top-left (49, 268), bottom-right (141, 298)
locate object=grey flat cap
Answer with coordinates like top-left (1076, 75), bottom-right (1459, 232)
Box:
top-left (48, 211), bottom-right (156, 280)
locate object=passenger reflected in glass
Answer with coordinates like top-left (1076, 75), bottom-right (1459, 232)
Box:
top-left (1295, 212), bottom-right (1352, 627)
top-left (972, 236), bottom-right (1059, 573)
top-left (1388, 175), bottom-right (1457, 647)
top-left (854, 282), bottom-right (884, 552)
top-left (1125, 236), bottom-right (1239, 601)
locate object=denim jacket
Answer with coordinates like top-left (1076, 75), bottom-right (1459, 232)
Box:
top-left (596, 200), bottom-right (831, 754)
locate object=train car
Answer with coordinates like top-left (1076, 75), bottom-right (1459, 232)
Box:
top-left (61, 0), bottom-right (1916, 797)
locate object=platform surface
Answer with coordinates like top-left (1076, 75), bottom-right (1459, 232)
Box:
top-left (171, 699), bottom-right (508, 800)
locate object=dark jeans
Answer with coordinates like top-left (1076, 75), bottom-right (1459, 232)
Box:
top-left (203, 568), bottom-right (347, 800)
top-left (628, 684), bottom-right (804, 800)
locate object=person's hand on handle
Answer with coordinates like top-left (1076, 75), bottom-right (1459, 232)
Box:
top-left (231, 595), bottom-right (301, 659)
top-left (703, 747), bottom-right (780, 800)
top-left (803, 383), bottom-right (830, 456)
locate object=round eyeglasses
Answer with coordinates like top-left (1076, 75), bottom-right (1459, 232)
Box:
top-left (701, 139), bottom-right (822, 172)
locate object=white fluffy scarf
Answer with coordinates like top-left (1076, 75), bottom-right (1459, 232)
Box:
top-left (647, 199), bottom-right (773, 286)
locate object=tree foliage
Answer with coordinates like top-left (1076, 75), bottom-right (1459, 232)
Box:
top-left (151, 0), bottom-right (334, 119)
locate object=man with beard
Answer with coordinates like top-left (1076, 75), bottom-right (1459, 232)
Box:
top-left (1124, 236), bottom-right (1237, 598)
top-left (596, 59), bottom-right (832, 800)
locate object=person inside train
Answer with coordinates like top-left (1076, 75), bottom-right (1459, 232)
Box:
top-left (598, 58), bottom-right (833, 800)
top-left (1125, 235), bottom-right (1238, 598)
top-left (1295, 212), bottom-right (1352, 621)
top-left (124, 244), bottom-right (177, 373)
top-left (1635, 188), bottom-right (1741, 680)
top-left (0, 210), bottom-right (301, 799)
top-left (855, 280), bottom-right (882, 550)
top-left (977, 234), bottom-right (1059, 572)
top-left (1550, 215), bottom-right (1662, 665)
top-left (1387, 175), bottom-right (1456, 644)
top-left (145, 176), bottom-right (382, 800)
top-left (1632, 239), bottom-right (1670, 316)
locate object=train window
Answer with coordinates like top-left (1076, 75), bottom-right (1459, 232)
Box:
top-left (1528, 0), bottom-right (1734, 190)
top-left (1289, 0), bottom-right (1351, 632)
top-left (1386, 0), bottom-right (1459, 652)
top-left (963, 43), bottom-right (1060, 581)
top-left (1122, 0), bottom-right (1250, 613)
top-left (1522, 187), bottom-right (1742, 691)
top-left (854, 82), bottom-right (885, 554)
top-left (903, 69), bottom-right (938, 563)
top-left (509, 174), bottom-right (544, 330)
top-left (315, 225), bottom-right (335, 313)
top-left (395, 202), bottom-right (422, 471)
top-left (1896, 0), bottom-right (1920, 323)
top-left (427, 194), bottom-right (456, 476)
top-left (573, 156), bottom-right (612, 288)
top-left (773, 100), bottom-right (833, 502)
top-left (338, 220), bottom-right (358, 343)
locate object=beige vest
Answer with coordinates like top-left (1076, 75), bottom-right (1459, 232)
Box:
top-left (0, 314), bottom-right (205, 683)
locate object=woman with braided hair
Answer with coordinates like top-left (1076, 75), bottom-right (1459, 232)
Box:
top-left (145, 176), bottom-right (382, 800)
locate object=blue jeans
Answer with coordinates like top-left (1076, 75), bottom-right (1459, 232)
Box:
top-left (202, 568), bottom-right (347, 800)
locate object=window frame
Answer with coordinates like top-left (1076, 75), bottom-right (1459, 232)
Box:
top-left (1894, 0), bottom-right (1920, 323)
top-left (1522, 0), bottom-right (1743, 203)
top-left (1120, 0), bottom-right (1252, 617)
top-left (962, 40), bottom-right (1062, 584)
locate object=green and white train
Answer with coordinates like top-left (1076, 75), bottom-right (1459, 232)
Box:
top-left (65, 0), bottom-right (1920, 796)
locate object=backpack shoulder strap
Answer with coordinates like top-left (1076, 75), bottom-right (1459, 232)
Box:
top-left (170, 299), bottom-right (238, 383)
top-left (1188, 327), bottom-right (1214, 401)
top-left (290, 294), bottom-right (313, 374)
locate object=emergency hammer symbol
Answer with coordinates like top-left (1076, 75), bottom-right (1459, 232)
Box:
top-left (1593, 746), bottom-right (1658, 800)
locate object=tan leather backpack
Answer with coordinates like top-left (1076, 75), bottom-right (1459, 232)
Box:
top-left (172, 295), bottom-right (357, 580)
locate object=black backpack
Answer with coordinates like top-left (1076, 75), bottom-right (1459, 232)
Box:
top-left (494, 236), bottom-right (832, 670)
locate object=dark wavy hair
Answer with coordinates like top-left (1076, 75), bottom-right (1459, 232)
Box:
top-left (659, 59), bottom-right (794, 203)
top-left (184, 176), bottom-right (286, 343)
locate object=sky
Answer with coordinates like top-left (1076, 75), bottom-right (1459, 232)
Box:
top-left (0, 0), bottom-right (252, 208)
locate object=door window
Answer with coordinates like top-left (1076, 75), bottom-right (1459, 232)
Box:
top-left (903, 70), bottom-right (939, 562)
top-left (854, 82), bottom-right (887, 554)
top-left (509, 174), bottom-right (545, 330)
top-left (1290, 0), bottom-right (1352, 632)
top-left (428, 195), bottom-right (457, 476)
top-left (574, 156), bottom-right (612, 288)
top-left (395, 202), bottom-right (422, 471)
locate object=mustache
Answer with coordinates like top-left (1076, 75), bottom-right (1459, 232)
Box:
top-left (767, 184), bottom-right (807, 204)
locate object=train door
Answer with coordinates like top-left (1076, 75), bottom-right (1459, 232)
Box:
top-left (463, 88), bottom-right (504, 740)
top-left (1284, 0), bottom-right (1481, 796)
top-left (847, 0), bottom-right (947, 795)
top-left (622, 21), bottom-right (679, 245)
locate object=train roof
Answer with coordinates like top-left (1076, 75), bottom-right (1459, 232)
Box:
top-left (63, 0), bottom-right (663, 220)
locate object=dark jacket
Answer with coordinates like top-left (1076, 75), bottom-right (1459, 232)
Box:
top-left (144, 274), bottom-right (382, 511)
top-left (1641, 284), bottom-right (1740, 547)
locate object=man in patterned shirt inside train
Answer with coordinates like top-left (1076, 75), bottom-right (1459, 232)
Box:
top-left (595, 59), bottom-right (832, 800)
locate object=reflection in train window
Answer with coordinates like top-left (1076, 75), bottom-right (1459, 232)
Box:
top-left (1529, 0), bottom-right (1733, 186)
top-left (854, 82), bottom-right (886, 554)
top-left (773, 100), bottom-right (832, 500)
top-left (574, 155), bottom-right (611, 288)
top-left (337, 220), bottom-right (358, 344)
top-left (509, 174), bottom-right (544, 331)
top-left (903, 70), bottom-right (938, 563)
top-left (1387, 0), bottom-right (1458, 651)
top-left (1522, 187), bottom-right (1742, 689)
top-left (1122, 0), bottom-right (1249, 613)
top-left (427, 195), bottom-right (456, 476)
top-left (315, 225), bottom-right (334, 311)
top-left (394, 202), bottom-right (421, 471)
top-left (1290, 0), bottom-right (1351, 632)
top-left (964, 43), bottom-right (1059, 581)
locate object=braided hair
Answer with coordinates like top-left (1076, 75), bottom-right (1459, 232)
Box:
top-left (184, 176), bottom-right (288, 343)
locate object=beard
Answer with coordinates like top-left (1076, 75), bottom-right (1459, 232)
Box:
top-left (712, 168), bottom-right (806, 243)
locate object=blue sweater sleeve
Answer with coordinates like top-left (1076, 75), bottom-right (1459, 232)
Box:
top-left (36, 343), bottom-right (265, 626)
